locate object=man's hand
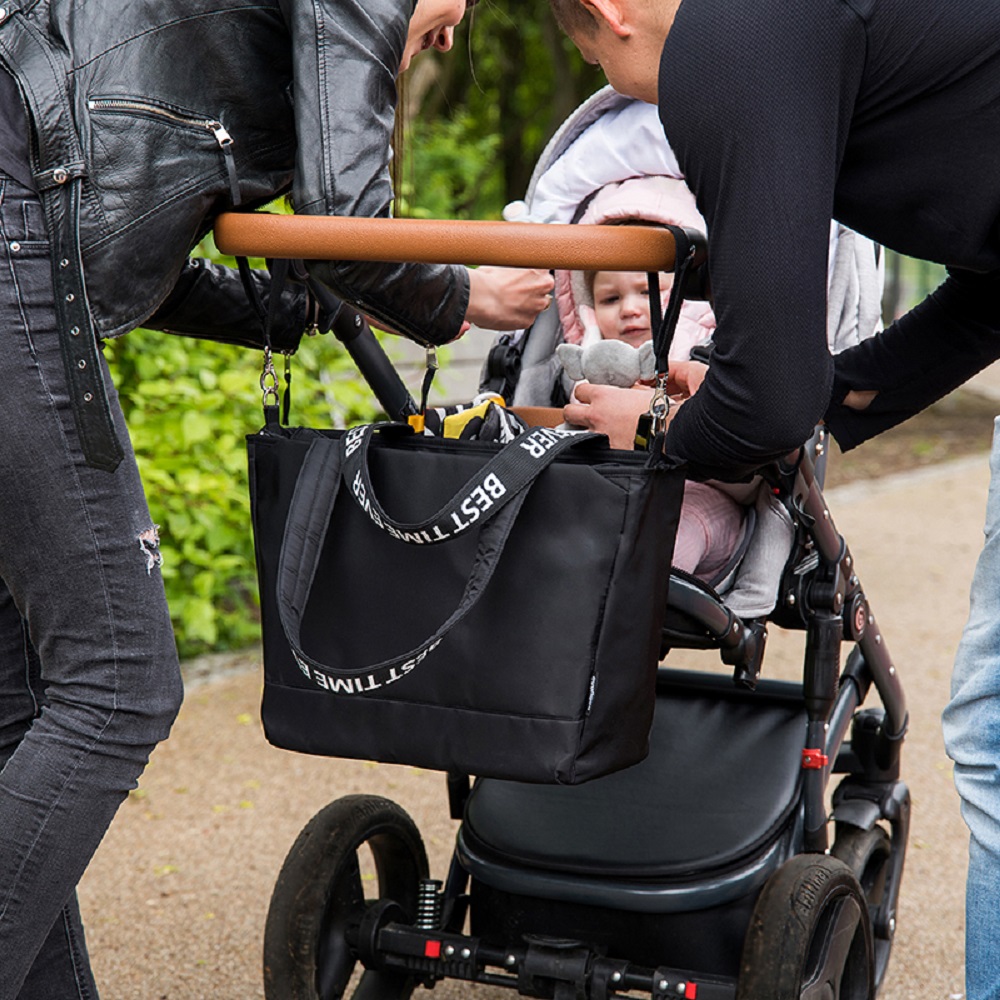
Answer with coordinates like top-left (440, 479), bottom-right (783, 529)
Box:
top-left (563, 383), bottom-right (659, 450)
top-left (663, 360), bottom-right (709, 399)
top-left (843, 389), bottom-right (878, 410)
top-left (466, 266), bottom-right (555, 330)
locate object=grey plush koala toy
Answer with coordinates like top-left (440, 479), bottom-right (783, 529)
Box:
top-left (555, 339), bottom-right (657, 388)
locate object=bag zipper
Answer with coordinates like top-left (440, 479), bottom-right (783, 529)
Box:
top-left (87, 97), bottom-right (240, 204)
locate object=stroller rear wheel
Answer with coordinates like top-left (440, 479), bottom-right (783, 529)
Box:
top-left (736, 854), bottom-right (874, 999)
top-left (263, 794), bottom-right (429, 1000)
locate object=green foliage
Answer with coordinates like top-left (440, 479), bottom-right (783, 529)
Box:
top-left (398, 112), bottom-right (503, 220)
top-left (398, 1), bottom-right (605, 217)
top-left (106, 253), bottom-right (379, 658)
top-left (882, 252), bottom-right (947, 325)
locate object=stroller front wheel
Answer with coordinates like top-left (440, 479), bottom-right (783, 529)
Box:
top-left (736, 854), bottom-right (874, 1000)
top-left (832, 824), bottom-right (895, 993)
top-left (263, 794), bottom-right (429, 1000)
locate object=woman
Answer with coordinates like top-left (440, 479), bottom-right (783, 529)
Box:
top-left (0, 1), bottom-right (551, 996)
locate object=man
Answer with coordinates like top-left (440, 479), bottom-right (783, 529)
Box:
top-left (550, 1), bottom-right (1000, 997)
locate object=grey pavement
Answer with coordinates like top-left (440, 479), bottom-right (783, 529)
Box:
top-left (78, 431), bottom-right (998, 999)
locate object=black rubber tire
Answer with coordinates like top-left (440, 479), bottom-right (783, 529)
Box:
top-left (832, 825), bottom-right (893, 991)
top-left (263, 794), bottom-right (429, 1000)
top-left (736, 854), bottom-right (874, 1000)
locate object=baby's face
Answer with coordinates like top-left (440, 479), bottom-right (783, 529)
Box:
top-left (592, 271), bottom-right (671, 347)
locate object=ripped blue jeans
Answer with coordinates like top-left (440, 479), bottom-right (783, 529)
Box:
top-left (0, 172), bottom-right (183, 998)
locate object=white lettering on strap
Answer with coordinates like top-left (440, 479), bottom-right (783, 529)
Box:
top-left (305, 638), bottom-right (444, 696)
top-left (344, 427), bottom-right (365, 457)
top-left (518, 427), bottom-right (575, 459)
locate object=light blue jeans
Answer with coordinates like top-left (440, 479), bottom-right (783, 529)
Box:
top-left (944, 415), bottom-right (1000, 1000)
top-left (0, 172), bottom-right (184, 997)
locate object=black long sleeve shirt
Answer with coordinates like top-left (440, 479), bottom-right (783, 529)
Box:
top-left (659, 0), bottom-right (1000, 479)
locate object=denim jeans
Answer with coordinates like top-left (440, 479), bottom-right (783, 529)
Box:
top-left (0, 171), bottom-right (183, 997)
top-left (944, 416), bottom-right (1000, 1000)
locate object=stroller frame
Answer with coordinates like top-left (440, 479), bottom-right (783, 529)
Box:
top-left (217, 213), bottom-right (909, 1000)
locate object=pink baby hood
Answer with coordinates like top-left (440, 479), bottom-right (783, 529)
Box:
top-left (554, 175), bottom-right (716, 361)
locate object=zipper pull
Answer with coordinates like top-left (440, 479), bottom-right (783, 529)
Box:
top-left (208, 121), bottom-right (233, 148)
top-left (209, 121), bottom-right (241, 207)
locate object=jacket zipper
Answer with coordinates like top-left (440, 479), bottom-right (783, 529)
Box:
top-left (87, 97), bottom-right (240, 204)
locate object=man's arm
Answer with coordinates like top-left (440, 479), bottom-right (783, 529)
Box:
top-left (657, 0), bottom-right (865, 479)
top-left (826, 267), bottom-right (1000, 448)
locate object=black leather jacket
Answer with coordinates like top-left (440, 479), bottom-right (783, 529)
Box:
top-left (0, 0), bottom-right (468, 469)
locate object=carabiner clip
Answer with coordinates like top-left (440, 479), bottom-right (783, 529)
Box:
top-left (648, 371), bottom-right (671, 436)
top-left (259, 347), bottom-right (280, 408)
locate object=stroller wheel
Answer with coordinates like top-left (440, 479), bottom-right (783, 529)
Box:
top-left (832, 825), bottom-right (894, 993)
top-left (736, 854), bottom-right (874, 1000)
top-left (263, 794), bottom-right (429, 1000)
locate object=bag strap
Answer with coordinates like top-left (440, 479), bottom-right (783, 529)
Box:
top-left (650, 224), bottom-right (700, 375)
top-left (341, 423), bottom-right (601, 542)
top-left (275, 434), bottom-right (531, 686)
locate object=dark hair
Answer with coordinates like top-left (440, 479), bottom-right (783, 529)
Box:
top-left (548, 0), bottom-right (596, 37)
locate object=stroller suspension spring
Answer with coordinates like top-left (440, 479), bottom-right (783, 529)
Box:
top-left (415, 879), bottom-right (444, 930)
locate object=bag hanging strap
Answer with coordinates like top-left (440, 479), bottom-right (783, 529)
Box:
top-left (651, 225), bottom-right (703, 373)
top-left (238, 253), bottom-right (292, 424)
top-left (637, 225), bottom-right (705, 446)
top-left (341, 422), bottom-right (601, 542)
top-left (275, 434), bottom-right (532, 687)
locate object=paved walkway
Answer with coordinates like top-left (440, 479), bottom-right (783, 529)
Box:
top-left (79, 445), bottom-right (995, 999)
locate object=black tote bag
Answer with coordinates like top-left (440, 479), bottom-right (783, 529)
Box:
top-left (248, 420), bottom-right (685, 784)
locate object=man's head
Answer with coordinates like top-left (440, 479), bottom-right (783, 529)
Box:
top-left (549, 0), bottom-right (596, 40)
top-left (548, 0), bottom-right (680, 104)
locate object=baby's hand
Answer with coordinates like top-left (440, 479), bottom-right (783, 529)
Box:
top-left (465, 266), bottom-right (554, 330)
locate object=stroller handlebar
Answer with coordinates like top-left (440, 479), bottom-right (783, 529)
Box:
top-left (214, 212), bottom-right (693, 272)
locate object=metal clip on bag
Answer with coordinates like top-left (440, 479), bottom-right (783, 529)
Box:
top-left (248, 420), bottom-right (685, 784)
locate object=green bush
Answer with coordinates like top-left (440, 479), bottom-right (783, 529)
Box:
top-left (106, 274), bottom-right (380, 659)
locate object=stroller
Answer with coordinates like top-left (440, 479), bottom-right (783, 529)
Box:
top-left (221, 91), bottom-right (907, 1000)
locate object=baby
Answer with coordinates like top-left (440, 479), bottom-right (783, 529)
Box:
top-left (565, 264), bottom-right (746, 587)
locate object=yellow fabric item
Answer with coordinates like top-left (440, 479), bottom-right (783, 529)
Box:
top-left (442, 400), bottom-right (496, 439)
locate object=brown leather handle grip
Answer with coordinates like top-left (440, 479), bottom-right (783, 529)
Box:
top-left (213, 213), bottom-right (679, 271)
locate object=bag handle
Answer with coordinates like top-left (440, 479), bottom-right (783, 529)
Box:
top-left (341, 423), bottom-right (600, 543)
top-left (276, 427), bottom-right (595, 687)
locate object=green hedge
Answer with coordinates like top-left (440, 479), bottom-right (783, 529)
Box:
top-left (106, 278), bottom-right (380, 659)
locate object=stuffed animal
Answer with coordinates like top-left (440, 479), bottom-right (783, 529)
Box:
top-left (555, 339), bottom-right (656, 388)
